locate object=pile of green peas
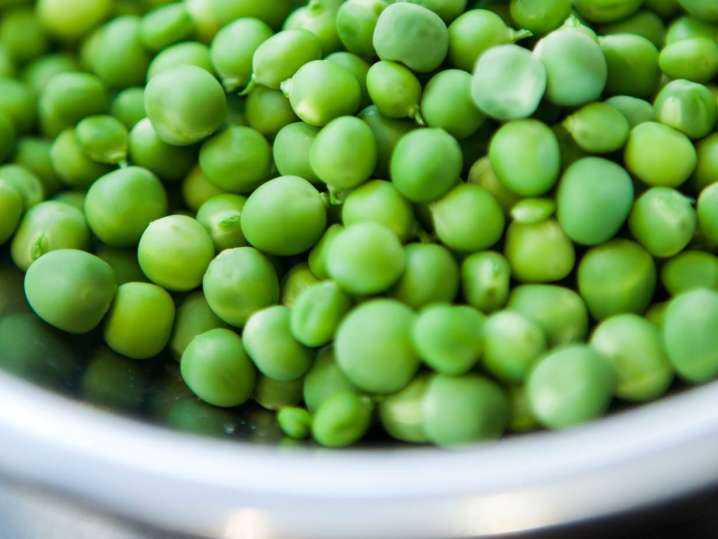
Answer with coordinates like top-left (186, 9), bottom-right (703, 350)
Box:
top-left (2, 0), bottom-right (718, 448)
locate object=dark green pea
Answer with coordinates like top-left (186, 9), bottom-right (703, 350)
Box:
top-left (661, 250), bottom-right (718, 296)
top-left (578, 239), bottom-right (657, 320)
top-left (467, 156), bottom-right (520, 214)
top-left (461, 251), bottom-right (510, 313)
top-left (421, 69), bottom-right (485, 140)
top-left (95, 245), bottom-right (145, 286)
top-left (665, 15), bottom-right (717, 45)
top-left (52, 190), bottom-right (85, 212)
top-left (0, 46), bottom-right (13, 79)
top-left (39, 73), bottom-right (108, 137)
top-left (209, 18), bottom-right (272, 93)
top-left (359, 104), bottom-right (416, 178)
top-left (75, 115), bottom-right (128, 165)
top-left (625, 122), bottom-right (697, 187)
top-left (325, 52), bottom-right (372, 109)
top-left (366, 60), bottom-right (422, 121)
top-left (574, 0), bottom-right (643, 22)
top-left (82, 348), bottom-right (145, 411)
top-left (245, 84), bottom-right (299, 138)
top-left (391, 242), bottom-right (459, 309)
top-left (110, 87), bottom-right (145, 129)
top-left (645, 0), bottom-right (681, 18)
top-left (0, 6), bottom-right (48, 64)
top-left (282, 264), bottom-right (321, 308)
top-left (563, 103), bottom-right (629, 154)
top-left (284, 2), bottom-right (342, 55)
top-left (0, 77), bottom-right (36, 135)
top-left (146, 41), bottom-right (213, 80)
top-left (557, 157), bottom-right (634, 246)
top-left (91, 16), bottom-right (149, 89)
top-left (252, 29), bottom-right (323, 90)
top-left (0, 163), bottom-right (43, 210)
top-left (379, 374), bottom-right (430, 443)
top-left (37, 0), bottom-right (112, 42)
top-left (694, 133), bottom-right (718, 191)
top-left (0, 111), bottom-right (14, 165)
top-left (605, 95), bottom-right (655, 127)
top-left (599, 10), bottom-right (666, 48)
top-left (678, 0), bottom-right (718, 22)
top-left (311, 392), bottom-right (372, 448)
top-left (140, 3), bottom-right (194, 52)
top-left (273, 122), bottom-right (320, 183)
top-left (698, 182), bottom-right (718, 244)
top-left (600, 34), bottom-right (661, 98)
top-left (509, 0), bottom-right (572, 35)
top-left (336, 0), bottom-right (387, 58)
top-left (128, 118), bottom-right (196, 183)
top-left (290, 281), bottom-right (352, 347)
top-left (0, 179), bottom-right (21, 244)
top-left (505, 218), bottom-right (575, 283)
top-left (659, 38), bottom-right (718, 83)
top-left (253, 373), bottom-right (304, 411)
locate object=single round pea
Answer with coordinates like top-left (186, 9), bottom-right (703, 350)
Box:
top-left (277, 406), bottom-right (312, 440)
top-left (654, 79), bottom-right (716, 139)
top-left (50, 129), bottom-right (111, 189)
top-left (273, 122), bottom-right (320, 183)
top-left (245, 84), bottom-right (298, 138)
top-left (467, 157), bottom-right (520, 214)
top-left (359, 105), bottom-right (416, 178)
top-left (303, 348), bottom-right (356, 411)
top-left (325, 52), bottom-right (372, 109)
top-left (144, 65), bottom-right (227, 146)
top-left (665, 14), bottom-right (717, 45)
top-left (254, 376), bottom-right (303, 411)
top-left (510, 0), bottom-right (571, 35)
top-left (252, 29), bottom-right (323, 90)
top-left (662, 251), bottom-right (718, 296)
top-left (471, 44), bottom-right (547, 121)
top-left (373, 2), bottom-right (448, 73)
top-left (13, 137), bottom-right (61, 197)
top-left (421, 69), bottom-right (484, 140)
top-left (534, 28), bottom-right (607, 107)
top-left (91, 16), bottom-right (149, 89)
top-left (625, 122), bottom-right (697, 187)
top-left (578, 239), bottom-right (657, 320)
top-left (37, 0), bottom-right (112, 41)
top-left (170, 291), bottom-right (225, 360)
top-left (11, 201), bottom-right (90, 271)
top-left (366, 60), bottom-right (422, 121)
top-left (312, 392), bottom-right (373, 448)
top-left (24, 249), bottom-right (117, 334)
top-left (335, 299), bottom-right (419, 394)
top-left (461, 251), bottom-right (510, 313)
top-left (660, 38), bottom-right (718, 83)
top-left (391, 243), bottom-right (459, 309)
top-left (599, 10), bottom-right (666, 49)
top-left (510, 198), bottom-right (557, 225)
top-left (310, 116), bottom-right (377, 190)
top-left (196, 194), bottom-right (247, 251)
top-left (600, 34), bottom-right (661, 98)
top-left (505, 218), bottom-right (576, 283)
top-left (290, 281), bottom-right (352, 347)
top-left (390, 128), bottom-right (461, 203)
top-left (180, 328), bottom-right (256, 407)
top-left (243, 305), bottom-right (313, 382)
top-left (336, 0), bottom-right (387, 58)
top-left (694, 133), bottom-right (718, 192)
top-left (282, 263), bottom-right (321, 307)
top-left (663, 288), bottom-right (718, 382)
top-left (527, 345), bottom-right (615, 429)
top-left (140, 3), bottom-right (194, 52)
top-left (557, 158), bottom-right (634, 246)
top-left (0, 180), bottom-right (21, 244)
top-left (423, 373), bottom-right (509, 445)
top-left (85, 167), bottom-right (168, 248)
top-left (563, 103), bottom-right (629, 154)
top-left (629, 187), bottom-right (696, 258)
top-left (128, 118), bottom-right (196, 183)
top-left (110, 87), bottom-right (145, 130)
top-left (605, 95), bottom-right (655, 128)
top-left (489, 120), bottom-right (560, 197)
top-left (209, 17), bottom-right (271, 92)
top-left (483, 310), bottom-right (546, 383)
top-left (0, 164), bottom-right (44, 210)
top-left (38, 73), bottom-right (107, 137)
top-left (0, 7), bottom-right (48, 65)
top-left (284, 2), bottom-right (342, 56)
top-left (138, 215), bottom-right (214, 292)
top-left (342, 180), bottom-right (415, 242)
top-left (308, 224), bottom-right (344, 280)
top-left (75, 115), bottom-right (128, 165)
top-left (378, 373), bottom-right (430, 443)
top-left (241, 176), bottom-right (326, 256)
top-left (146, 42), bottom-right (213, 80)
top-left (575, 0), bottom-right (643, 22)
top-left (698, 183), bottom-right (718, 244)
top-left (203, 247), bottom-right (279, 327)
top-left (182, 166), bottom-right (226, 212)
top-left (0, 77), bottom-right (36, 135)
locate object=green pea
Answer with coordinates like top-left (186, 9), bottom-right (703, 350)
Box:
top-left (10, 200), bottom-right (89, 271)
top-left (373, 2), bottom-right (448, 73)
top-left (254, 374), bottom-right (304, 410)
top-left (303, 346), bottom-right (357, 412)
top-left (12, 137), bottom-right (60, 197)
top-left (698, 183), bottom-right (718, 244)
top-left (146, 42), bottom-right (213, 80)
top-left (312, 392), bottom-right (373, 447)
top-left (243, 305), bottom-right (313, 382)
top-left (0, 78), bottom-right (35, 135)
top-left (605, 95), bottom-right (655, 128)
top-left (563, 103), bottom-right (629, 154)
top-left (140, 3), bottom-right (194, 52)
top-left (509, 0), bottom-right (572, 35)
top-left (508, 285), bottom-right (589, 346)
top-left (128, 118), bottom-right (196, 183)
top-left (677, 0), bottom-right (718, 22)
top-left (284, 2), bottom-right (342, 55)
top-left (273, 122), bottom-right (320, 183)
top-left (578, 239), bottom-right (657, 320)
top-left (359, 105), bottom-right (416, 178)
top-left (39, 73), bottom-right (107, 137)
top-left (0, 46), bottom-right (13, 79)
top-left (37, 0), bottom-right (112, 41)
top-left (694, 133), bottom-right (718, 192)
top-left (461, 251), bottom-right (510, 313)
top-left (421, 69), bottom-right (485, 139)
top-left (0, 179), bottom-right (21, 244)
top-left (390, 128), bottom-right (461, 203)
top-left (24, 249), bottom-right (117, 334)
top-left (505, 218), bottom-right (576, 283)
top-left (21, 53), bottom-right (78, 96)
top-left (448, 9), bottom-right (529, 72)
top-left (82, 347), bottom-right (145, 411)
top-left (471, 44), bottom-right (547, 120)
top-left (557, 157), bottom-right (633, 246)
top-left (282, 263), bottom-right (321, 307)
top-left (50, 129), bottom-right (109, 189)
top-left (85, 167), bottom-right (167, 248)
top-left (659, 38), bottom-right (718, 83)
top-left (0, 111), bottom-right (14, 164)
top-left (277, 406), bottom-right (312, 440)
top-left (335, 299), bottom-right (418, 393)
top-left (145, 65), bottom-right (227, 146)
top-left (310, 116), bottom-right (378, 190)
top-left (0, 164), bottom-right (44, 210)
top-left (646, 0), bottom-right (681, 18)
top-left (534, 28), bottom-right (607, 107)
top-left (169, 292), bottom-right (225, 360)
top-left (181, 166), bottom-right (225, 212)
top-left (196, 194), bottom-right (246, 251)
top-left (391, 242), bottom-right (459, 309)
top-left (252, 29), bottom-right (323, 90)
top-left (423, 373), bottom-right (509, 445)
top-left (483, 310), bottom-right (546, 383)
top-left (181, 328), bottom-right (256, 407)
top-left (625, 122), bottom-right (697, 187)
top-left (599, 10), bottom-right (666, 49)
top-left (600, 34), bottom-right (661, 98)
top-left (510, 198), bottom-right (556, 225)
top-left (0, 7), bottom-right (48, 65)
top-left (366, 60), bottom-right (422, 121)
top-left (342, 180), bottom-right (415, 242)
top-left (308, 224), bottom-right (343, 280)
top-left (95, 245), bottom-right (145, 286)
top-left (663, 288), bottom-right (718, 382)
top-left (656, 81), bottom-right (718, 139)
top-left (336, 0), bottom-right (387, 58)
top-left (574, 0), bottom-right (643, 22)
top-left (74, 115), bottom-right (128, 165)
top-left (245, 84), bottom-right (298, 137)
top-left (489, 119), bottom-right (560, 197)
top-left (91, 16), bottom-right (149, 89)
top-left (527, 345), bottom-right (615, 429)
top-left (186, 0), bottom-right (292, 37)
top-left (378, 373), bottom-right (430, 443)
top-left (209, 18), bottom-right (271, 92)
top-left (110, 87), bottom-right (145, 130)
top-left (665, 15), bottom-right (717, 45)
top-left (290, 281), bottom-right (352, 347)
top-left (325, 52), bottom-right (372, 109)
top-left (467, 156), bottom-right (520, 215)
top-left (662, 250), bottom-right (718, 296)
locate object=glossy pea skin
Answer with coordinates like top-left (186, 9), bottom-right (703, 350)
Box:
top-left (11, 201), bottom-right (90, 271)
top-left (505, 218), bottom-right (576, 283)
top-left (312, 392), bottom-right (373, 448)
top-left (110, 87), bottom-right (145, 130)
top-left (645, 0), bottom-right (681, 18)
top-left (659, 38), bottom-right (718, 83)
top-left (665, 15), bottom-right (717, 45)
top-left (509, 0), bottom-right (572, 35)
top-left (281, 263), bottom-right (321, 307)
top-left (527, 345), bottom-right (615, 430)
top-left (483, 310), bottom-right (546, 383)
top-left (310, 116), bottom-right (377, 190)
top-left (662, 251), bottom-right (718, 296)
top-left (557, 157), bottom-right (634, 246)
top-left (379, 374), bottom-right (430, 443)
top-left (471, 45), bottom-right (547, 121)
top-left (327, 222), bottom-right (405, 295)
top-left (591, 314), bottom-right (673, 402)
top-left (140, 3), bottom-right (194, 52)
top-left (325, 52), bottom-right (372, 109)
top-left (578, 239), bottom-right (657, 320)
top-left (510, 198), bottom-right (557, 225)
top-left (138, 215), bottom-right (215, 292)
top-left (209, 18), bottom-right (272, 92)
top-left (563, 103), bottom-right (629, 154)
top-left (489, 120), bottom-right (560, 197)
top-left (199, 126), bottom-right (271, 194)
top-left (75, 115), bottom-right (128, 165)
top-left (430, 183), bottom-right (505, 253)
top-left (698, 183), bottom-right (718, 244)
top-left (508, 285), bottom-right (589, 346)
top-left (391, 243), bottom-right (459, 309)
top-left (284, 2), bottom-right (342, 56)
top-left (91, 16), bottom-right (149, 89)
top-left (599, 34), bottom-right (661, 99)
top-left (574, 0), bottom-right (643, 23)
top-left (196, 194), bottom-right (247, 251)
top-left (373, 3), bottom-right (448, 73)
top-left (359, 105), bottom-right (416, 178)
top-left (342, 180), bottom-right (416, 242)
top-left (663, 288), bottom-right (718, 382)
top-left (128, 118), bottom-right (196, 183)
top-left (694, 133), bottom-right (718, 191)
top-left (335, 299), bottom-right (419, 394)
top-left (245, 85), bottom-right (298, 138)
top-left (181, 167), bottom-right (225, 210)
top-left (273, 123), bottom-right (319, 183)
top-left (605, 95), bottom-right (655, 128)
top-left (461, 251), bottom-right (510, 313)
top-left (421, 69), bottom-right (485, 140)
top-left (629, 187), bottom-right (696, 258)
top-left (390, 128), bottom-right (461, 203)
top-left (277, 406), bottom-right (312, 440)
top-left (0, 180), bottom-right (22, 244)
top-left (290, 281), bottom-right (352, 347)
top-left (423, 373), bottom-right (509, 445)
top-left (241, 176), bottom-right (326, 256)
top-left (625, 122), bottom-right (697, 187)
top-left (0, 164), bottom-right (44, 210)
top-left (243, 305), bottom-right (313, 382)
top-left (170, 291), bottom-right (225, 360)
top-left (146, 42), bottom-right (214, 80)
top-left (283, 60), bottom-right (362, 127)
top-left (366, 60), bottom-right (422, 121)
top-left (534, 28), bottom-right (607, 107)
top-left (654, 80), bottom-right (716, 140)
top-left (181, 328), bottom-right (256, 407)
top-left (144, 65), bottom-right (227, 147)
top-left (24, 249), bottom-right (117, 334)
top-left (599, 10), bottom-right (666, 49)
top-left (336, 0), bottom-right (387, 58)
top-left (303, 346), bottom-right (357, 412)
top-left (252, 29), bottom-right (323, 90)
top-left (36, 0), bottom-right (112, 41)
top-left (677, 0), bottom-right (718, 23)
top-left (413, 304), bottom-right (484, 376)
